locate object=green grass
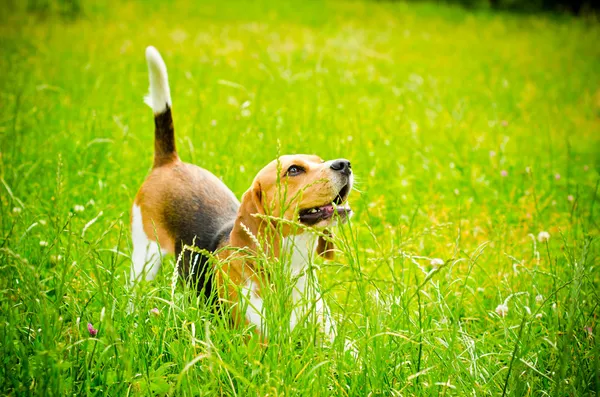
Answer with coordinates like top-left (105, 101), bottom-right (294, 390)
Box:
top-left (1, 0), bottom-right (599, 395)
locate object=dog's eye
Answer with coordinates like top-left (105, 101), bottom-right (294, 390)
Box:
top-left (286, 165), bottom-right (305, 177)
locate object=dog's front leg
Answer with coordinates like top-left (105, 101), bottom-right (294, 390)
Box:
top-left (316, 291), bottom-right (358, 357)
top-left (241, 279), bottom-right (268, 339)
top-left (315, 296), bottom-right (337, 343)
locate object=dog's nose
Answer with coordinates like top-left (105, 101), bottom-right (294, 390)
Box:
top-left (330, 159), bottom-right (352, 176)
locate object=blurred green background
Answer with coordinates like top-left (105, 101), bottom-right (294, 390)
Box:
top-left (0, 0), bottom-right (599, 395)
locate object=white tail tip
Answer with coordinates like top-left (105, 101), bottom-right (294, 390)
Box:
top-left (144, 46), bottom-right (172, 114)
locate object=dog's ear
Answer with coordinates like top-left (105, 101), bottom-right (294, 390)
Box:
top-left (230, 182), bottom-right (280, 258)
top-left (244, 181), bottom-right (265, 218)
top-left (231, 181), bottom-right (264, 247)
top-left (316, 229), bottom-right (335, 260)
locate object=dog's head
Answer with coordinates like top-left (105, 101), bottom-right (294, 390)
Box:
top-left (251, 154), bottom-right (353, 227)
top-left (233, 154), bottom-right (353, 259)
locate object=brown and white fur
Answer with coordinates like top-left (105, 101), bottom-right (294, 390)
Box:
top-left (131, 47), bottom-right (353, 342)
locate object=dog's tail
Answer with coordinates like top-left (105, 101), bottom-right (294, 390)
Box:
top-left (144, 46), bottom-right (178, 167)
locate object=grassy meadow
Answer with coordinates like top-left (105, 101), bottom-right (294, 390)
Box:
top-left (1, 0), bottom-right (599, 395)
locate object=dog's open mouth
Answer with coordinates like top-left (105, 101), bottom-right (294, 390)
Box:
top-left (298, 184), bottom-right (351, 225)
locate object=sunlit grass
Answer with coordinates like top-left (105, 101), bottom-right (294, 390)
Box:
top-left (0, 0), bottom-right (598, 395)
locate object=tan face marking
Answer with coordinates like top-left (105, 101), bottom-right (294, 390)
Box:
top-left (251, 154), bottom-right (352, 232)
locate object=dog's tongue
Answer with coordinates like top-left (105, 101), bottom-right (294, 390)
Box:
top-left (314, 204), bottom-right (350, 217)
top-left (320, 204), bottom-right (335, 216)
top-left (299, 203), bottom-right (352, 225)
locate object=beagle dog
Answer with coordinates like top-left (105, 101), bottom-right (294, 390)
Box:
top-left (131, 47), bottom-right (353, 340)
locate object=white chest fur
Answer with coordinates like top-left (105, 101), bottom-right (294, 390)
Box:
top-left (284, 233), bottom-right (336, 339)
top-left (243, 233), bottom-right (336, 340)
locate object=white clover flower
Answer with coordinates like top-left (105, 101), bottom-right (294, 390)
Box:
top-left (495, 303), bottom-right (509, 317)
top-left (536, 294), bottom-right (543, 304)
top-left (12, 207), bottom-right (22, 214)
top-left (39, 241), bottom-right (49, 247)
top-left (536, 313), bottom-right (543, 319)
top-left (149, 308), bottom-right (160, 316)
top-left (537, 231), bottom-right (550, 242)
top-left (74, 205), bottom-right (85, 213)
top-left (430, 258), bottom-right (444, 268)
top-left (567, 195), bottom-right (574, 202)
